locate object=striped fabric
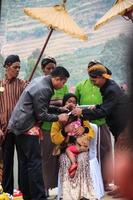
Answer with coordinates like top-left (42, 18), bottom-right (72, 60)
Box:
top-left (0, 78), bottom-right (26, 135)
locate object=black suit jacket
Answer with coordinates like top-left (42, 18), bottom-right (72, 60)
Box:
top-left (82, 79), bottom-right (129, 139)
top-left (8, 75), bottom-right (58, 135)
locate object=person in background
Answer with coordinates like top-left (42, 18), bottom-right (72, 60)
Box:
top-left (0, 55), bottom-right (27, 195)
top-left (40, 57), bottom-right (68, 196)
top-left (120, 82), bottom-right (128, 94)
top-left (7, 66), bottom-right (70, 200)
top-left (75, 60), bottom-right (113, 190)
top-left (41, 57), bottom-right (56, 76)
top-left (41, 57), bottom-right (68, 106)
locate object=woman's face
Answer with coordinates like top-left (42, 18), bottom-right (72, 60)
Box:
top-left (65, 97), bottom-right (77, 110)
top-left (42, 62), bottom-right (56, 75)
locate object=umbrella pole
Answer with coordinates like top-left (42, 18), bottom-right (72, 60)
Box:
top-left (28, 28), bottom-right (54, 81)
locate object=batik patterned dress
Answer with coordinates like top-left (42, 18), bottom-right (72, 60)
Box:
top-left (59, 152), bottom-right (97, 200)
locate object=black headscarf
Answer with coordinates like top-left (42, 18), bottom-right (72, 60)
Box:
top-left (62, 93), bottom-right (77, 106)
top-left (3, 55), bottom-right (20, 68)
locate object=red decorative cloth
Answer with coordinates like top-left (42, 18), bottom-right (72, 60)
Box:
top-left (25, 125), bottom-right (43, 139)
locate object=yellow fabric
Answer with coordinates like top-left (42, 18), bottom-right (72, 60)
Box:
top-left (51, 120), bottom-right (94, 145)
top-left (0, 193), bottom-right (10, 200)
top-left (102, 73), bottom-right (111, 79)
top-left (83, 120), bottom-right (95, 139)
top-left (51, 122), bottom-right (65, 145)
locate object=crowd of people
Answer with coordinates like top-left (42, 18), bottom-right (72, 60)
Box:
top-left (0, 54), bottom-right (130, 200)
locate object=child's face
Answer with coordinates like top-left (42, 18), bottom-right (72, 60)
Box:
top-left (65, 97), bottom-right (77, 110)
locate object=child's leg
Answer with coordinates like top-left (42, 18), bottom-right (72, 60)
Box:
top-left (66, 146), bottom-right (78, 178)
top-left (66, 148), bottom-right (76, 164)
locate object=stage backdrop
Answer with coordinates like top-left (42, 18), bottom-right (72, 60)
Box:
top-left (0, 0), bottom-right (132, 87)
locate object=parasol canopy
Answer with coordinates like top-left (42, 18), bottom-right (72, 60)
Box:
top-left (94, 0), bottom-right (133, 30)
top-left (24, 5), bottom-right (88, 41)
top-left (24, 1), bottom-right (88, 81)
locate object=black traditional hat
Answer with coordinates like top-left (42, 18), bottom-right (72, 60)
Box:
top-left (3, 55), bottom-right (20, 68)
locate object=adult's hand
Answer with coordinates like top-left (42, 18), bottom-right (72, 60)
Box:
top-left (61, 103), bottom-right (76, 112)
top-left (75, 126), bottom-right (84, 136)
top-left (64, 123), bottom-right (73, 133)
top-left (65, 102), bottom-right (76, 111)
top-left (88, 105), bottom-right (96, 110)
top-left (71, 108), bottom-right (82, 116)
top-left (58, 113), bottom-right (69, 124)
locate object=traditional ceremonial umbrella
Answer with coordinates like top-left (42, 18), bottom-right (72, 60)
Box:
top-left (24, 0), bottom-right (88, 81)
top-left (94, 0), bottom-right (133, 30)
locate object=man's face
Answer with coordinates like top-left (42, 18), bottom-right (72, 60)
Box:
top-left (90, 76), bottom-right (105, 87)
top-left (53, 77), bottom-right (67, 90)
top-left (42, 63), bottom-right (56, 76)
top-left (6, 62), bottom-right (20, 78)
